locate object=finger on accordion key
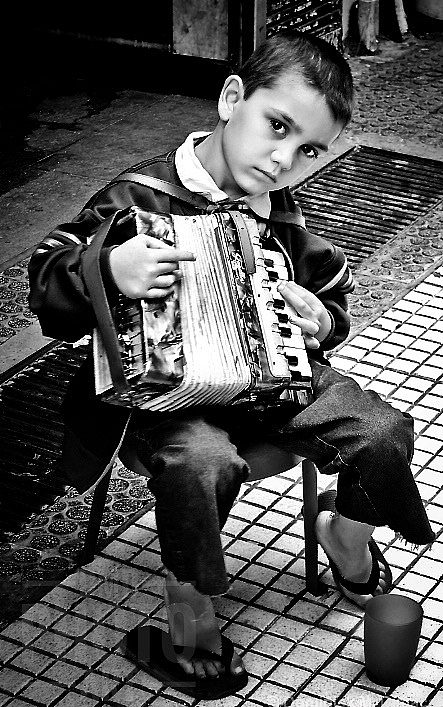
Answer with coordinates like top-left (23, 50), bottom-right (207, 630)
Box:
top-left (269, 281), bottom-right (287, 305)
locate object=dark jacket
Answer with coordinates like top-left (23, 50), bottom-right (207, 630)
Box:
top-left (28, 148), bottom-right (354, 492)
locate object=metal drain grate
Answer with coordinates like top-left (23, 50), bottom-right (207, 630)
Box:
top-left (0, 343), bottom-right (87, 534)
top-left (291, 145), bottom-right (443, 267)
top-left (0, 341), bottom-right (154, 538)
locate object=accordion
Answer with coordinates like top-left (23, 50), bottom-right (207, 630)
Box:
top-left (92, 207), bottom-right (312, 412)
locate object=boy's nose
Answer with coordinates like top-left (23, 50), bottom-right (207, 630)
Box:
top-left (271, 146), bottom-right (294, 172)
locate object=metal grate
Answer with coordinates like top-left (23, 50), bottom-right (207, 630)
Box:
top-left (266, 0), bottom-right (342, 47)
top-left (291, 145), bottom-right (443, 267)
top-left (0, 344), bottom-right (87, 534)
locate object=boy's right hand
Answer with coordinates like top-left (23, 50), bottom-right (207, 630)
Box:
top-left (108, 234), bottom-right (196, 299)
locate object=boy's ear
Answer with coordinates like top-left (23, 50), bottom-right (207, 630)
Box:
top-left (218, 75), bottom-right (244, 122)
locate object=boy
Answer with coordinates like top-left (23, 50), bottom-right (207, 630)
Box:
top-left (28, 31), bottom-right (434, 700)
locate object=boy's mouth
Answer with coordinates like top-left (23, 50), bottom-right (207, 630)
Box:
top-left (256, 169), bottom-right (277, 184)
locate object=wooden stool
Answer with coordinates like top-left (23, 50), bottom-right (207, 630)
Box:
top-left (79, 441), bottom-right (322, 595)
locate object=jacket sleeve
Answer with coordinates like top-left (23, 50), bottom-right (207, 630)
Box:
top-left (27, 178), bottom-right (172, 343)
top-left (307, 241), bottom-right (354, 352)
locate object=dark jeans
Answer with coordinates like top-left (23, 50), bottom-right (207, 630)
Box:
top-left (128, 359), bottom-right (435, 595)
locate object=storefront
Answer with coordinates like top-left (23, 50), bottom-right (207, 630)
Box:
top-left (24, 1), bottom-right (343, 97)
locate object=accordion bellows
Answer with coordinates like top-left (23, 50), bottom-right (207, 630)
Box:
top-left (93, 208), bottom-right (312, 411)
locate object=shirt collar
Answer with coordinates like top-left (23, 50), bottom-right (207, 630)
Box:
top-left (175, 131), bottom-right (271, 219)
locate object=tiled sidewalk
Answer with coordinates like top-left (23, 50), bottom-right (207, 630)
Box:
top-left (0, 268), bottom-right (442, 705)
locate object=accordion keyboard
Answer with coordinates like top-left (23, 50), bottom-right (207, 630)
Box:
top-left (259, 248), bottom-right (312, 386)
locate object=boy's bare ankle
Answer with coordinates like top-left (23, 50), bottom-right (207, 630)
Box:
top-left (316, 512), bottom-right (372, 579)
top-left (164, 573), bottom-right (218, 630)
top-left (164, 572), bottom-right (213, 613)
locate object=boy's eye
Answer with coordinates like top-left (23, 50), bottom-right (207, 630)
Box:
top-left (270, 119), bottom-right (287, 136)
top-left (300, 144), bottom-right (319, 160)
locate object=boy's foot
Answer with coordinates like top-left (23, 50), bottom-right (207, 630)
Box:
top-left (164, 572), bottom-right (246, 680)
top-left (315, 492), bottom-right (392, 608)
top-left (122, 571), bottom-right (248, 699)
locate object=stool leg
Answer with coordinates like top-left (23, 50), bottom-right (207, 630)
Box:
top-left (302, 459), bottom-right (320, 595)
top-left (78, 469), bottom-right (112, 565)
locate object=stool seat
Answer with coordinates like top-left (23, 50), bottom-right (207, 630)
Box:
top-left (236, 440), bottom-right (304, 480)
top-left (78, 439), bottom-right (322, 595)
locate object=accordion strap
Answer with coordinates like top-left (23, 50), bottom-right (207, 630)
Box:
top-left (110, 172), bottom-right (210, 210)
top-left (110, 172), bottom-right (306, 228)
top-left (83, 212), bottom-right (129, 393)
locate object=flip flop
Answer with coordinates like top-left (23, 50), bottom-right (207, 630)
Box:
top-left (317, 490), bottom-right (393, 604)
top-left (122, 624), bottom-right (248, 700)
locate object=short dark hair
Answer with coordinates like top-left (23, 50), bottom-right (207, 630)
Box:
top-left (238, 31), bottom-right (354, 127)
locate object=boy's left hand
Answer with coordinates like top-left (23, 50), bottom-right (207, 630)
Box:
top-left (277, 281), bottom-right (331, 350)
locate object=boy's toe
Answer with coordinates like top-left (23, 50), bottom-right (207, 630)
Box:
top-left (231, 652), bottom-right (246, 676)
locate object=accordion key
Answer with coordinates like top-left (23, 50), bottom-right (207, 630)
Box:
top-left (93, 208), bottom-right (313, 411)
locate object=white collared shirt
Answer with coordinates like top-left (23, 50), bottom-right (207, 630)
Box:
top-left (175, 131), bottom-right (271, 220)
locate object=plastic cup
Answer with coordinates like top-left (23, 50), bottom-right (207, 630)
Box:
top-left (364, 594), bottom-right (423, 687)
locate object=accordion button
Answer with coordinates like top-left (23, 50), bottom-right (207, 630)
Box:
top-left (273, 298), bottom-right (285, 310)
top-left (286, 354), bottom-right (299, 365)
top-left (279, 326), bottom-right (292, 338)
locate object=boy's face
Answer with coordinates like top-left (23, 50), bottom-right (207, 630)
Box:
top-left (216, 72), bottom-right (344, 199)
